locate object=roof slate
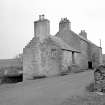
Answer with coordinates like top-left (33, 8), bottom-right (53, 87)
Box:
top-left (49, 36), bottom-right (80, 52)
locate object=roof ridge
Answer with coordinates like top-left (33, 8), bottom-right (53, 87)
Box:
top-left (70, 30), bottom-right (99, 47)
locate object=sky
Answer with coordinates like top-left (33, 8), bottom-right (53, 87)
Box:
top-left (0, 0), bottom-right (105, 59)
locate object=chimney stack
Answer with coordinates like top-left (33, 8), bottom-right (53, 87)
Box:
top-left (39, 14), bottom-right (45, 21)
top-left (79, 30), bottom-right (87, 39)
top-left (34, 15), bottom-right (50, 41)
top-left (59, 18), bottom-right (71, 31)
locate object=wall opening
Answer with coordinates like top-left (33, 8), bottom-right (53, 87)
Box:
top-left (2, 74), bottom-right (23, 83)
top-left (88, 61), bottom-right (93, 69)
top-left (72, 52), bottom-right (75, 64)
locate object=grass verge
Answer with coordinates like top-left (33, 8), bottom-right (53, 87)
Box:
top-left (60, 82), bottom-right (105, 105)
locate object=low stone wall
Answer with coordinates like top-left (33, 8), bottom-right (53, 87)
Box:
top-left (94, 65), bottom-right (105, 92)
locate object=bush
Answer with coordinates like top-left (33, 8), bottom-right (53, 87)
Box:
top-left (0, 66), bottom-right (23, 84)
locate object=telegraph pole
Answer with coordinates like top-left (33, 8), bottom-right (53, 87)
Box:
top-left (99, 39), bottom-right (103, 64)
top-left (100, 39), bottom-right (102, 48)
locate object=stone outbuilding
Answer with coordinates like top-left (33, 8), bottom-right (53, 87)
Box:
top-left (23, 15), bottom-right (103, 80)
top-left (56, 18), bottom-right (103, 70)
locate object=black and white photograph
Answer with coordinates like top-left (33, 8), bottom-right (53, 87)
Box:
top-left (0, 0), bottom-right (105, 105)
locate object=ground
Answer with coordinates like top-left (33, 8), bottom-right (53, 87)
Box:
top-left (0, 70), bottom-right (94, 105)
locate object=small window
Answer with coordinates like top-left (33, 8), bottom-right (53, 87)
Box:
top-left (51, 48), bottom-right (56, 51)
top-left (51, 48), bottom-right (57, 57)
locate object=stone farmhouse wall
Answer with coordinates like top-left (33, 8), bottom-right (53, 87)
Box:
top-left (103, 54), bottom-right (105, 65)
top-left (56, 28), bottom-right (89, 70)
top-left (23, 38), bottom-right (42, 80)
top-left (89, 43), bottom-right (102, 68)
top-left (61, 51), bottom-right (72, 71)
top-left (23, 15), bottom-right (103, 80)
top-left (56, 18), bottom-right (103, 70)
top-left (77, 39), bottom-right (89, 69)
top-left (23, 37), bottom-right (63, 79)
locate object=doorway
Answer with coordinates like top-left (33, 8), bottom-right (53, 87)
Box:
top-left (88, 61), bottom-right (93, 69)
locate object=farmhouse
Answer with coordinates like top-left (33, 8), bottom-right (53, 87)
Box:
top-left (23, 15), bottom-right (103, 80)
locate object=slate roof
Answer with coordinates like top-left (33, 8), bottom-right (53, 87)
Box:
top-left (25, 35), bottom-right (80, 53)
top-left (56, 29), bottom-right (100, 50)
top-left (49, 36), bottom-right (80, 53)
top-left (71, 30), bottom-right (99, 48)
top-left (25, 28), bottom-right (100, 54)
top-left (25, 37), bottom-right (40, 48)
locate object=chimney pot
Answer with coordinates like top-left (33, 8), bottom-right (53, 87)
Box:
top-left (59, 17), bottom-right (71, 31)
top-left (79, 30), bottom-right (87, 39)
top-left (39, 14), bottom-right (45, 21)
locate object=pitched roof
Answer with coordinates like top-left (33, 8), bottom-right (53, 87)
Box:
top-left (24, 35), bottom-right (80, 53)
top-left (49, 36), bottom-right (80, 52)
top-left (56, 29), bottom-right (100, 49)
top-left (25, 37), bottom-right (40, 48)
top-left (70, 30), bottom-right (99, 48)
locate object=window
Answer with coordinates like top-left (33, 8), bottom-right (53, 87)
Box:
top-left (51, 48), bottom-right (57, 57)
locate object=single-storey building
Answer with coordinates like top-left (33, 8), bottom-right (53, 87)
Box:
top-left (23, 15), bottom-right (103, 80)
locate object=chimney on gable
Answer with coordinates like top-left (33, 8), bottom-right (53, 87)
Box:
top-left (34, 14), bottom-right (50, 41)
top-left (79, 30), bottom-right (87, 39)
top-left (59, 18), bottom-right (71, 31)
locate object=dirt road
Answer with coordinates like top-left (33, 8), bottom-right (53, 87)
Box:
top-left (0, 71), bottom-right (94, 105)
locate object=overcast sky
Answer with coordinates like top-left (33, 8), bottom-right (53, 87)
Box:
top-left (0, 0), bottom-right (105, 59)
